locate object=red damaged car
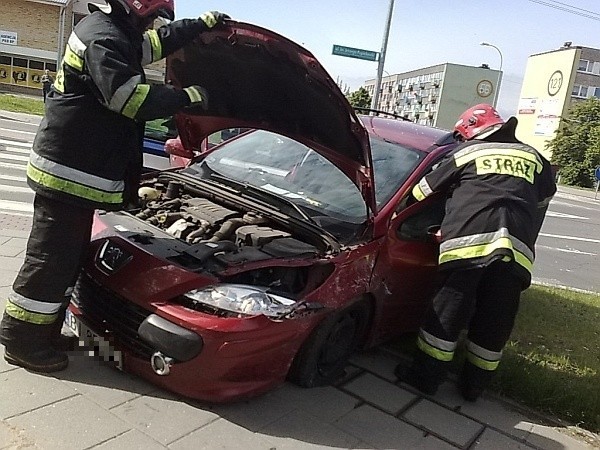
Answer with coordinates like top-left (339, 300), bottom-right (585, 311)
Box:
top-left (66, 21), bottom-right (458, 402)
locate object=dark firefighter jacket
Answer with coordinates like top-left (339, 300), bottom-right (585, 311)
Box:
top-left (27, 8), bottom-right (209, 210)
top-left (412, 127), bottom-right (556, 288)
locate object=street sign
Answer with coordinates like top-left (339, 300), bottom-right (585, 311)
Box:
top-left (332, 45), bottom-right (378, 62)
top-left (595, 166), bottom-right (600, 181)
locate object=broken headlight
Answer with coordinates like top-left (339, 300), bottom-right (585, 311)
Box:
top-left (183, 284), bottom-right (296, 318)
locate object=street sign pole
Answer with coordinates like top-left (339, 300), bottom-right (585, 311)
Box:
top-left (370, 0), bottom-right (395, 112)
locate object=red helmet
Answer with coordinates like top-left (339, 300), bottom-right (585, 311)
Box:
top-left (454, 103), bottom-right (504, 140)
top-left (111, 0), bottom-right (175, 21)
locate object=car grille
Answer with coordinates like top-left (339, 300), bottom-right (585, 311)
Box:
top-left (73, 272), bottom-right (155, 359)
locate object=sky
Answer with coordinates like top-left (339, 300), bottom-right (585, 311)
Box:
top-left (174, 0), bottom-right (600, 118)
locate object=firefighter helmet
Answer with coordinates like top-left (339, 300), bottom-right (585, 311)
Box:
top-left (454, 103), bottom-right (504, 140)
top-left (109, 0), bottom-right (175, 21)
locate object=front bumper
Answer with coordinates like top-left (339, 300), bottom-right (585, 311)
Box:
top-left (68, 272), bottom-right (314, 403)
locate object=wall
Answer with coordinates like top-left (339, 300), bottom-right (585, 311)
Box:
top-left (515, 47), bottom-right (578, 160)
top-left (436, 64), bottom-right (501, 130)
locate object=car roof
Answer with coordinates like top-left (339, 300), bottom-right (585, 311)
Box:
top-left (358, 115), bottom-right (453, 153)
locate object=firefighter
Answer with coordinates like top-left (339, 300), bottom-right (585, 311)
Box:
top-left (395, 104), bottom-right (557, 401)
top-left (0, 0), bottom-right (230, 372)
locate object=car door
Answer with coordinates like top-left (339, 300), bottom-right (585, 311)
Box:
top-left (369, 192), bottom-right (446, 344)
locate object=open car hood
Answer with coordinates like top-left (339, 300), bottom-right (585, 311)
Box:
top-left (166, 21), bottom-right (376, 213)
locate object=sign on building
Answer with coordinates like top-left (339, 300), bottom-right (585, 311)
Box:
top-left (0, 30), bottom-right (17, 46)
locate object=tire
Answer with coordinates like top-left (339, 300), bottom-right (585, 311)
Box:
top-left (288, 300), bottom-right (372, 388)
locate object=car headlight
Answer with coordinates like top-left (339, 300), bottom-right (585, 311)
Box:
top-left (183, 284), bottom-right (297, 318)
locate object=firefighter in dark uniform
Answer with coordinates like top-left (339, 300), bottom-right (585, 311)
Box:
top-left (0, 0), bottom-right (230, 372)
top-left (395, 104), bottom-right (557, 401)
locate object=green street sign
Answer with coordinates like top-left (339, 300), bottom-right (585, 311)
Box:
top-left (332, 45), bottom-right (378, 62)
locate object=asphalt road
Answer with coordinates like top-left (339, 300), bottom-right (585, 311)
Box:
top-left (1, 111), bottom-right (599, 293)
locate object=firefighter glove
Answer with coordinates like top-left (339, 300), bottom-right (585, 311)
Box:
top-left (183, 85), bottom-right (209, 110)
top-left (199, 11), bottom-right (230, 29)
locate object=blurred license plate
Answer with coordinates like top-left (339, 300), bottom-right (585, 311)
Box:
top-left (64, 309), bottom-right (123, 370)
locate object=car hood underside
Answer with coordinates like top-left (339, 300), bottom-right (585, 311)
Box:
top-left (166, 21), bottom-right (376, 212)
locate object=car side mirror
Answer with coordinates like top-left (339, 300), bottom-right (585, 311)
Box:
top-left (165, 138), bottom-right (194, 159)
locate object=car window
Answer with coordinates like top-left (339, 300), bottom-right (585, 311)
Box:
top-left (186, 130), bottom-right (367, 223)
top-left (397, 194), bottom-right (446, 242)
top-left (370, 137), bottom-right (425, 208)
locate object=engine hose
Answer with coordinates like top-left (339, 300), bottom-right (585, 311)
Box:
top-left (206, 218), bottom-right (245, 243)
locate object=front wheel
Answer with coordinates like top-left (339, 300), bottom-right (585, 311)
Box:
top-left (288, 300), bottom-right (371, 388)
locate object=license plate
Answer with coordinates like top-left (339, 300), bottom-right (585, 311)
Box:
top-left (65, 309), bottom-right (123, 370)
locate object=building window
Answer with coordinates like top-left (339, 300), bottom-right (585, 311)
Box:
top-left (594, 87), bottom-right (600, 98)
top-left (0, 55), bottom-right (56, 89)
top-left (578, 59), bottom-right (592, 72)
top-left (572, 84), bottom-right (587, 98)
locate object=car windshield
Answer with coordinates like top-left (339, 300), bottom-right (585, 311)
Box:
top-left (183, 129), bottom-right (424, 228)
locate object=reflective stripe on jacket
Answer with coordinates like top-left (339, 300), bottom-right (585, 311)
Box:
top-left (29, 9), bottom-right (206, 210)
top-left (412, 140), bottom-right (556, 286)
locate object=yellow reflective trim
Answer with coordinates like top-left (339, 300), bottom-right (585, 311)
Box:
top-left (439, 237), bottom-right (533, 273)
top-left (454, 147), bottom-right (542, 172)
top-left (64, 46), bottom-right (84, 71)
top-left (417, 336), bottom-right (454, 362)
top-left (200, 11), bottom-right (218, 28)
top-left (146, 29), bottom-right (162, 62)
top-left (121, 84), bottom-right (150, 119)
top-left (6, 302), bottom-right (58, 325)
top-left (54, 66), bottom-right (65, 93)
top-left (412, 184), bottom-right (426, 201)
top-left (27, 163), bottom-right (123, 204)
top-left (467, 352), bottom-right (500, 371)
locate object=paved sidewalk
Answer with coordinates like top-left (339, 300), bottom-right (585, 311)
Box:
top-left (0, 221), bottom-right (598, 449)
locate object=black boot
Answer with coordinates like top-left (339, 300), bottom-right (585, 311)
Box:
top-left (4, 348), bottom-right (68, 372)
top-left (395, 351), bottom-right (446, 396)
top-left (1, 312), bottom-right (69, 373)
top-left (458, 360), bottom-right (494, 402)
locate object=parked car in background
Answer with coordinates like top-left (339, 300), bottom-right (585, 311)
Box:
top-left (65, 21), bottom-right (457, 403)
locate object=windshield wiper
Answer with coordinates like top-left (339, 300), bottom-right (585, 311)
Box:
top-left (208, 173), bottom-right (319, 226)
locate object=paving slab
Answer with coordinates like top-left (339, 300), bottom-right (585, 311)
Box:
top-left (211, 388), bottom-right (297, 432)
top-left (109, 392), bottom-right (219, 446)
top-left (349, 347), bottom-right (400, 382)
top-left (56, 354), bottom-right (157, 409)
top-left (0, 419), bottom-right (38, 449)
top-left (471, 428), bottom-right (536, 449)
top-left (259, 408), bottom-right (361, 449)
top-left (342, 372), bottom-right (417, 415)
top-left (169, 418), bottom-right (277, 450)
top-left (272, 383), bottom-right (361, 422)
top-left (0, 368), bottom-right (78, 419)
top-left (334, 404), bottom-right (455, 449)
top-left (92, 429), bottom-right (167, 449)
top-left (433, 381), bottom-right (533, 441)
top-left (402, 398), bottom-right (484, 448)
top-left (6, 395), bottom-right (131, 450)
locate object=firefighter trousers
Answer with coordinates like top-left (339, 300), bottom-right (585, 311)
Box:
top-left (415, 259), bottom-right (523, 390)
top-left (0, 194), bottom-right (94, 352)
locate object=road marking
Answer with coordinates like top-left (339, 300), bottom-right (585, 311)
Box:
top-left (0, 184), bottom-right (31, 193)
top-left (0, 153), bottom-right (28, 162)
top-left (0, 138), bottom-right (32, 147)
top-left (546, 211), bottom-right (588, 220)
top-left (536, 244), bottom-right (597, 256)
top-left (539, 232), bottom-right (600, 244)
top-left (0, 146), bottom-right (31, 155)
top-left (0, 162), bottom-right (26, 171)
top-left (0, 174), bottom-right (25, 182)
top-left (0, 127), bottom-right (36, 136)
top-left (0, 199), bottom-right (33, 213)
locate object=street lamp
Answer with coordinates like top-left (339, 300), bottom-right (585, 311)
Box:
top-left (480, 42), bottom-right (503, 107)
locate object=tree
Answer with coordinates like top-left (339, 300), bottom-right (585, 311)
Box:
top-left (547, 98), bottom-right (600, 187)
top-left (346, 87), bottom-right (371, 109)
